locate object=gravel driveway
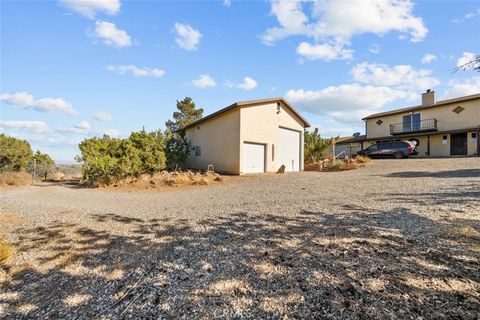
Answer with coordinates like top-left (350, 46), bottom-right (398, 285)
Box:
top-left (1, 158), bottom-right (479, 319)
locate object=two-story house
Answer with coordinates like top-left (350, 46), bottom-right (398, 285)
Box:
top-left (362, 91), bottom-right (480, 157)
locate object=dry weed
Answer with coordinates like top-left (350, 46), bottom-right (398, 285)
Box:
top-left (0, 171), bottom-right (31, 186)
top-left (355, 155), bottom-right (371, 163)
top-left (0, 236), bottom-right (13, 265)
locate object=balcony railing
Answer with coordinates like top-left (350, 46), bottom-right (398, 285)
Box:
top-left (389, 118), bottom-right (438, 135)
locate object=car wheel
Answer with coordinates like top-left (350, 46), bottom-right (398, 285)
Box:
top-left (393, 152), bottom-right (404, 159)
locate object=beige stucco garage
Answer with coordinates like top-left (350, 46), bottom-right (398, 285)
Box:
top-left (183, 98), bottom-right (310, 174)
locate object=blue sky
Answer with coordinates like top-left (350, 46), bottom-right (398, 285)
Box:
top-left (1, 0), bottom-right (479, 161)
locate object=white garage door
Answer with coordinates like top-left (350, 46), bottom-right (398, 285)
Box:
top-left (278, 128), bottom-right (300, 172)
top-left (243, 143), bottom-right (265, 173)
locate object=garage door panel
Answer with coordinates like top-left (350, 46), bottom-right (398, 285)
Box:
top-left (278, 128), bottom-right (300, 172)
top-left (243, 143), bottom-right (265, 173)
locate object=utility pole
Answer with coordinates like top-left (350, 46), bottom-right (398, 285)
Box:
top-left (32, 158), bottom-right (36, 183)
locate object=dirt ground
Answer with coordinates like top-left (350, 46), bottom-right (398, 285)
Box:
top-left (0, 158), bottom-right (479, 319)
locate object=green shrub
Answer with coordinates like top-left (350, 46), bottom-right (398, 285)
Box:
top-left (77, 130), bottom-right (167, 184)
top-left (304, 128), bottom-right (333, 163)
top-left (0, 134), bottom-right (32, 172)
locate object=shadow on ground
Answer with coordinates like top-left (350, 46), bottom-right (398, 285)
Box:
top-left (383, 168), bottom-right (480, 179)
top-left (1, 201), bottom-right (479, 318)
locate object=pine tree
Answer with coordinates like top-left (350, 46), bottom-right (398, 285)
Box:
top-left (165, 97), bottom-right (203, 168)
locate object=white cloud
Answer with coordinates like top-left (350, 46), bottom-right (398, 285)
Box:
top-left (441, 77), bottom-right (480, 99)
top-left (174, 23), bottom-right (202, 51)
top-left (311, 0), bottom-right (428, 42)
top-left (286, 84), bottom-right (411, 122)
top-left (226, 77), bottom-right (257, 90)
top-left (296, 41), bottom-right (353, 61)
top-left (369, 44), bottom-right (380, 54)
top-left (107, 65), bottom-right (165, 77)
top-left (238, 77), bottom-right (257, 90)
top-left (75, 121), bottom-right (92, 130)
top-left (421, 53), bottom-right (437, 64)
top-left (351, 62), bottom-right (440, 91)
top-left (0, 92), bottom-right (78, 116)
top-left (0, 120), bottom-right (49, 133)
top-left (59, 0), bottom-right (120, 18)
top-left (94, 21), bottom-right (132, 48)
top-left (223, 0), bottom-right (231, 7)
top-left (311, 125), bottom-right (358, 138)
top-left (456, 52), bottom-right (476, 68)
top-left (93, 112), bottom-right (113, 122)
top-left (101, 128), bottom-right (122, 138)
top-left (57, 121), bottom-right (122, 138)
top-left (262, 0), bottom-right (427, 59)
top-left (452, 8), bottom-right (480, 23)
top-left (58, 121), bottom-right (92, 134)
top-left (464, 8), bottom-right (480, 19)
top-left (192, 74), bottom-right (216, 88)
top-left (262, 0), bottom-right (311, 44)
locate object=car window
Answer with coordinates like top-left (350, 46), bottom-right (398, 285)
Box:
top-left (379, 143), bottom-right (391, 149)
top-left (392, 142), bottom-right (405, 148)
top-left (366, 144), bottom-right (378, 151)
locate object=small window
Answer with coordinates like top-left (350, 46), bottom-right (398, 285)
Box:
top-left (376, 119), bottom-right (383, 125)
top-left (452, 106), bottom-right (465, 114)
top-left (472, 133), bottom-right (477, 139)
top-left (272, 144), bottom-right (275, 161)
top-left (442, 135), bottom-right (448, 145)
top-left (442, 135), bottom-right (448, 140)
top-left (195, 146), bottom-right (201, 156)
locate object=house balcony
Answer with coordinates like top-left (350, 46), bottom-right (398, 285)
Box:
top-left (389, 118), bottom-right (438, 135)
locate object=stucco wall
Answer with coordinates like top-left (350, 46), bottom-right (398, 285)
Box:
top-left (366, 98), bottom-right (480, 139)
top-left (467, 131), bottom-right (478, 155)
top-left (184, 108), bottom-right (241, 174)
top-left (240, 102), bottom-right (305, 173)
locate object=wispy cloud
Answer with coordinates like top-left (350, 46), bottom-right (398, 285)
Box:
top-left (59, 0), bottom-right (120, 19)
top-left (107, 65), bottom-right (165, 77)
top-left (174, 23), bottom-right (202, 51)
top-left (0, 92), bottom-right (78, 116)
top-left (93, 21), bottom-right (132, 48)
top-left (93, 112), bottom-right (113, 122)
top-left (192, 74), bottom-right (216, 88)
top-left (225, 77), bottom-right (258, 90)
top-left (421, 53), bottom-right (437, 64)
top-left (0, 120), bottom-right (49, 133)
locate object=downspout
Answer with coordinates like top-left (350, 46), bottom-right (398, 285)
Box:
top-left (477, 129), bottom-right (480, 156)
top-left (363, 119), bottom-right (367, 150)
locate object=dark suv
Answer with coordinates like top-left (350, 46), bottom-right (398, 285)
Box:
top-left (356, 141), bottom-right (418, 159)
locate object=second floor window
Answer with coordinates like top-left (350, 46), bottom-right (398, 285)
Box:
top-left (403, 113), bottom-right (421, 131)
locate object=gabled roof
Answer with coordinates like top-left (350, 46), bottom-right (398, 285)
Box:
top-left (362, 93), bottom-right (480, 120)
top-left (184, 97), bottom-right (311, 129)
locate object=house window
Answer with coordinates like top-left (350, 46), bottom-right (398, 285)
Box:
top-left (403, 113), bottom-right (421, 131)
top-left (472, 132), bottom-right (478, 144)
top-left (452, 106), bottom-right (465, 114)
top-left (195, 146), bottom-right (201, 156)
top-left (442, 135), bottom-right (448, 145)
top-left (376, 119), bottom-right (383, 125)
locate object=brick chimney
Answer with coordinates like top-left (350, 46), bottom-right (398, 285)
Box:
top-left (422, 89), bottom-right (435, 106)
